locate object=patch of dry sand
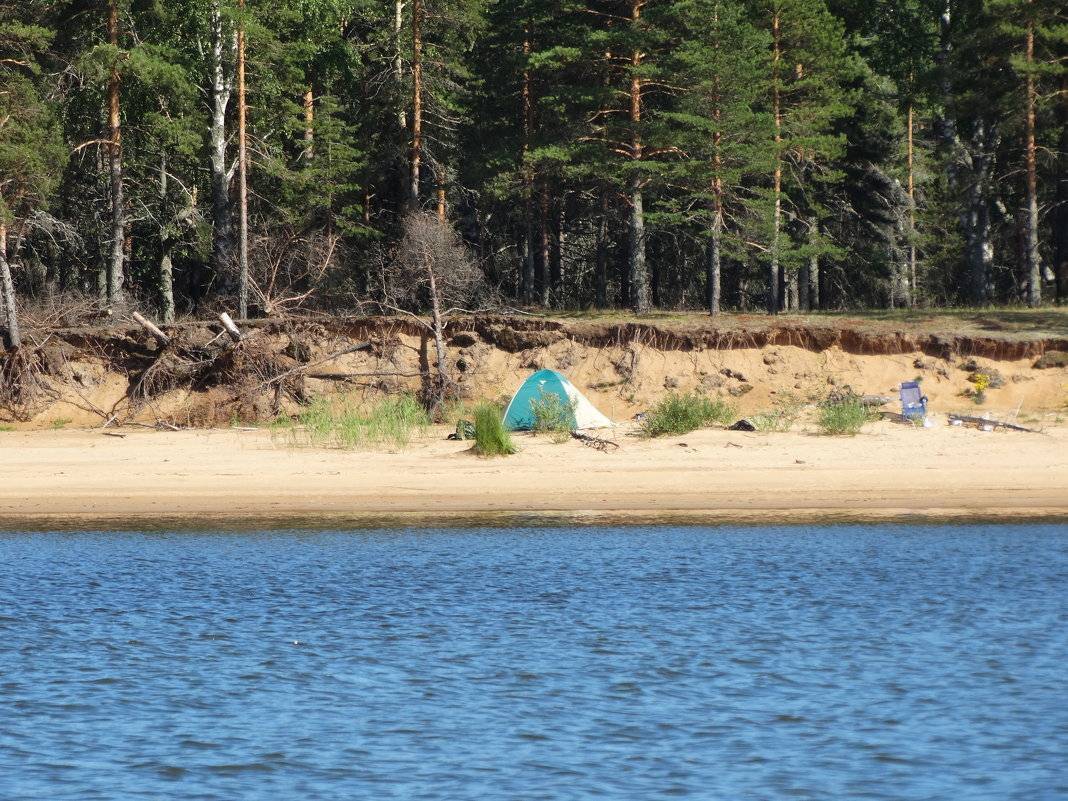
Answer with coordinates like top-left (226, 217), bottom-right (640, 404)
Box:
top-left (2, 420), bottom-right (1066, 527)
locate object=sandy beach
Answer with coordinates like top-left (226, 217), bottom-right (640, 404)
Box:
top-left (3, 420), bottom-right (1066, 528)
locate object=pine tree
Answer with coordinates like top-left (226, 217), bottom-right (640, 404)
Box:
top-left (662, 0), bottom-right (771, 314)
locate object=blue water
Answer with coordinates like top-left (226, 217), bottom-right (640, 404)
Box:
top-left (1, 524), bottom-right (1067, 800)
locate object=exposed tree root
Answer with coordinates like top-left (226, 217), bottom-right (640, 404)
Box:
top-left (0, 347), bottom-right (53, 420)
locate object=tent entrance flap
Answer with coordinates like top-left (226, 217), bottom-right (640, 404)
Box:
top-left (503, 369), bottom-right (614, 431)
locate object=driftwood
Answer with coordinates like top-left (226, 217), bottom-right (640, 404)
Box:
top-left (218, 312), bottom-right (243, 342)
top-left (948, 413), bottom-right (1039, 433)
top-left (258, 341), bottom-right (373, 389)
top-left (861, 395), bottom-right (892, 407)
top-left (571, 430), bottom-right (619, 451)
top-left (132, 312), bottom-right (171, 347)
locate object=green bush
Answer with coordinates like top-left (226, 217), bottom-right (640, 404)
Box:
top-left (529, 389), bottom-right (575, 442)
top-left (291, 394), bottom-right (430, 450)
top-left (474, 402), bottom-right (517, 456)
top-left (641, 392), bottom-right (736, 437)
top-left (817, 398), bottom-right (873, 435)
top-left (750, 394), bottom-right (803, 433)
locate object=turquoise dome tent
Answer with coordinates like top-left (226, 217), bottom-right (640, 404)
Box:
top-left (503, 369), bottom-right (614, 431)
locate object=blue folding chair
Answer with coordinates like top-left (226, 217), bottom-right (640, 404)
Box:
top-left (900, 381), bottom-right (928, 421)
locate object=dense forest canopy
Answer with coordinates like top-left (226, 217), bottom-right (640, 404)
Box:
top-left (0, 0), bottom-right (1066, 330)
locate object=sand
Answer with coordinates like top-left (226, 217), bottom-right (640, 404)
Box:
top-left (2, 420), bottom-right (1066, 528)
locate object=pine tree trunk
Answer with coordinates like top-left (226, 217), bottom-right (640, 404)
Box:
top-left (907, 99), bottom-right (917, 307)
top-left (0, 223), bottom-right (20, 349)
top-left (1024, 16), bottom-right (1041, 307)
top-left (210, 1), bottom-right (233, 281)
top-left (965, 125), bottom-right (995, 305)
top-left (521, 24), bottom-right (534, 304)
top-left (409, 0), bottom-right (422, 210)
top-left (394, 0), bottom-right (408, 200)
top-left (627, 0), bottom-right (650, 313)
top-left (436, 169), bottom-right (446, 222)
top-left (106, 0), bottom-right (125, 304)
top-left (303, 84), bottom-right (315, 161)
top-left (550, 197), bottom-right (564, 300)
top-left (595, 193), bottom-right (608, 309)
top-left (538, 183), bottom-right (550, 306)
top-left (769, 10), bottom-right (782, 315)
top-left (629, 177), bottom-right (649, 313)
top-left (808, 253), bottom-right (820, 311)
top-left (394, 0), bottom-right (406, 131)
top-left (159, 154), bottom-right (175, 324)
top-left (426, 258), bottom-right (449, 408)
top-left (785, 270), bottom-right (798, 311)
top-left (707, 208), bottom-right (722, 316)
top-left (1055, 74), bottom-right (1068, 303)
top-left (236, 0), bottom-right (249, 319)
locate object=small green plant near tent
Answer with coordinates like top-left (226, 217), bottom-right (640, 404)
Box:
top-left (473, 402), bottom-right (517, 456)
top-left (288, 394), bottom-right (429, 450)
top-left (530, 389), bottom-right (576, 443)
top-left (817, 398), bottom-right (873, 435)
top-left (750, 394), bottom-right (804, 433)
top-left (641, 393), bottom-right (736, 437)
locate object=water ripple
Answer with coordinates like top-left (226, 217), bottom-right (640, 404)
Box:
top-left (0, 523), bottom-right (1066, 800)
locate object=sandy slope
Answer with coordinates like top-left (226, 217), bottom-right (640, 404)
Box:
top-left (2, 420), bottom-right (1066, 528)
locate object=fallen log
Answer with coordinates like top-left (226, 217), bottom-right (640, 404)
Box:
top-left (948, 413), bottom-right (1039, 433)
top-left (861, 395), bottom-right (892, 407)
top-left (132, 312), bottom-right (171, 347)
top-left (571, 430), bottom-right (619, 451)
top-left (218, 312), bottom-right (243, 343)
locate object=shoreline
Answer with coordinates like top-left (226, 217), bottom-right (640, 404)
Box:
top-left (3, 423), bottom-right (1067, 530)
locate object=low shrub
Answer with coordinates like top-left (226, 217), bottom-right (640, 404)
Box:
top-left (641, 392), bottom-right (736, 437)
top-left (529, 390), bottom-right (575, 443)
top-left (817, 398), bottom-right (873, 435)
top-left (474, 402), bottom-right (517, 456)
top-left (291, 394), bottom-right (430, 450)
top-left (749, 394), bottom-right (803, 433)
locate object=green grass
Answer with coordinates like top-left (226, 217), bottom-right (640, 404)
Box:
top-left (750, 395), bottom-right (804, 433)
top-left (289, 394), bottom-right (430, 450)
top-left (817, 398), bottom-right (874, 435)
top-left (473, 402), bottom-right (517, 456)
top-left (640, 392), bottom-right (736, 438)
top-left (529, 390), bottom-right (575, 443)
top-left (0, 424), bottom-right (13, 432)
top-left (50, 418), bottom-right (73, 430)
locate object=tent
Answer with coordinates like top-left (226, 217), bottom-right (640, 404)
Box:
top-left (503, 369), bottom-right (614, 431)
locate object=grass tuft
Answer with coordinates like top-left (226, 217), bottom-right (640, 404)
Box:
top-left (750, 395), bottom-right (804, 433)
top-left (289, 394), bottom-right (429, 450)
top-left (641, 392), bottom-right (736, 437)
top-left (473, 402), bottom-right (517, 456)
top-left (817, 398), bottom-right (873, 435)
top-left (529, 390), bottom-right (575, 443)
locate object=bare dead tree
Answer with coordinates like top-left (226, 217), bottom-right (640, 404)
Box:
top-left (371, 212), bottom-right (486, 411)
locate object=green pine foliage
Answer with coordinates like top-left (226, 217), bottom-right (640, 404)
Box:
top-left (0, 0), bottom-right (1065, 323)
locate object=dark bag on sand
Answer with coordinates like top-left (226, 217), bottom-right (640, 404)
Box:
top-left (728, 419), bottom-right (756, 432)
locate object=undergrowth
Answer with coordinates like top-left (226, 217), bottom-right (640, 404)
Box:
top-left (641, 392), bottom-right (735, 437)
top-left (286, 394), bottom-right (430, 450)
top-left (474, 402), bottom-right (517, 456)
top-left (529, 390), bottom-right (575, 443)
top-left (750, 394), bottom-right (804, 433)
top-left (817, 398), bottom-right (874, 435)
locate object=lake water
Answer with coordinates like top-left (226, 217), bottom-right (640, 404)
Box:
top-left (1, 524), bottom-right (1066, 800)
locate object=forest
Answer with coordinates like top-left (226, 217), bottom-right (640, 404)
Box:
top-left (1, 0), bottom-right (1067, 338)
